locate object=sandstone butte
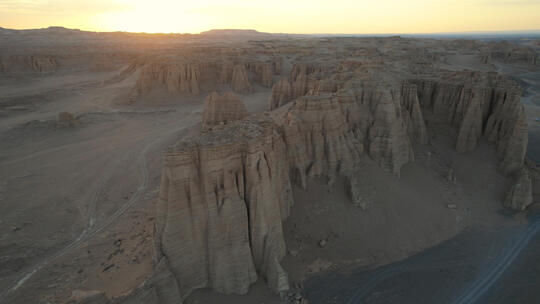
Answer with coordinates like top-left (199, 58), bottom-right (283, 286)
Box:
top-left (133, 68), bottom-right (531, 303)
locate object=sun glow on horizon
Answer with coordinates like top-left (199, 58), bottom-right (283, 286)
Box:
top-left (1, 0), bottom-right (540, 34)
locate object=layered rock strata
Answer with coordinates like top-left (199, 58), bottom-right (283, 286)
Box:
top-left (134, 62), bottom-right (203, 96)
top-left (230, 64), bottom-right (251, 93)
top-left (412, 72), bottom-right (528, 174)
top-left (269, 78), bottom-right (292, 110)
top-left (246, 61), bottom-right (277, 87)
top-left (133, 58), bottom-right (278, 97)
top-left (202, 92), bottom-right (248, 130)
top-left (157, 117), bottom-right (292, 299)
top-left (155, 71), bottom-right (531, 302)
top-left (155, 78), bottom-right (425, 300)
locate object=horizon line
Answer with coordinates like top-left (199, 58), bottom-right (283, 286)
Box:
top-left (2, 25), bottom-right (540, 36)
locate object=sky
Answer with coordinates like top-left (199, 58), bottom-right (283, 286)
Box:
top-left (1, 0), bottom-right (540, 34)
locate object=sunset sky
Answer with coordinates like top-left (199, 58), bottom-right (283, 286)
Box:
top-left (1, 0), bottom-right (540, 34)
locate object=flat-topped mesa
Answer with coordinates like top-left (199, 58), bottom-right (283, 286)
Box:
top-left (202, 92), bottom-right (248, 130)
top-left (412, 71), bottom-right (528, 175)
top-left (157, 117), bottom-right (292, 300)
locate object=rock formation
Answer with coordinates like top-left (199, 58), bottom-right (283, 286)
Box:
top-left (401, 82), bottom-right (427, 144)
top-left (157, 117), bottom-right (292, 299)
top-left (412, 72), bottom-right (528, 175)
top-left (289, 65), bottom-right (318, 99)
top-left (230, 64), bottom-right (251, 93)
top-left (129, 56), bottom-right (282, 98)
top-left (154, 69), bottom-right (531, 301)
top-left (154, 77), bottom-right (431, 300)
top-left (269, 78), bottom-right (292, 110)
top-left (504, 169), bottom-right (533, 210)
top-left (246, 61), bottom-right (275, 87)
top-left (134, 62), bottom-right (202, 96)
top-left (202, 92), bottom-right (248, 130)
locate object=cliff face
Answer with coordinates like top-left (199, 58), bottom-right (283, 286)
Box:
top-left (202, 92), bottom-right (248, 130)
top-left (269, 74), bottom-right (339, 111)
top-left (230, 64), bottom-right (251, 93)
top-left (412, 72), bottom-right (528, 174)
top-left (281, 81), bottom-right (415, 179)
top-left (157, 118), bottom-right (292, 299)
top-left (269, 78), bottom-right (292, 110)
top-left (134, 62), bottom-right (203, 96)
top-left (133, 58), bottom-right (281, 98)
top-left (154, 71), bottom-right (531, 301)
top-left (246, 61), bottom-right (278, 87)
top-left (155, 78), bottom-right (425, 300)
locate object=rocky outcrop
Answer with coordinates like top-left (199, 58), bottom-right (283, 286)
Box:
top-left (504, 169), bottom-right (533, 210)
top-left (219, 62), bottom-right (234, 85)
top-left (290, 65), bottom-right (318, 99)
top-left (154, 78), bottom-right (423, 300)
top-left (269, 76), bottom-right (340, 111)
top-left (269, 78), bottom-right (292, 110)
top-left (401, 82), bottom-right (427, 144)
top-left (412, 72), bottom-right (528, 175)
top-left (202, 92), bottom-right (248, 130)
top-left (230, 64), bottom-right (251, 93)
top-left (131, 57), bottom-right (281, 97)
top-left (246, 61), bottom-right (275, 87)
top-left (157, 117), bottom-right (292, 299)
top-left (134, 62), bottom-right (201, 96)
top-left (154, 70), bottom-right (531, 302)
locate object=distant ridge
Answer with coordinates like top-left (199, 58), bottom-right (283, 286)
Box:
top-left (1, 26), bottom-right (539, 39)
top-left (199, 29), bottom-right (272, 37)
